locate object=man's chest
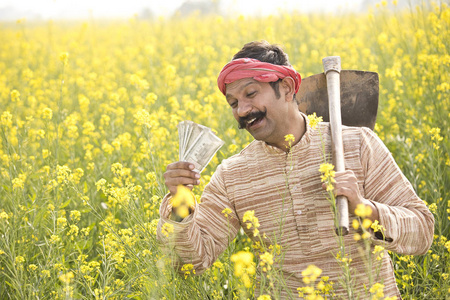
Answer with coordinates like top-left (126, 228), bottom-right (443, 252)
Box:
top-left (226, 147), bottom-right (365, 256)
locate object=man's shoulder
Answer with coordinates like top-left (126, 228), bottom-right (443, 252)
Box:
top-left (341, 125), bottom-right (380, 145)
top-left (342, 124), bottom-right (371, 135)
top-left (317, 122), bottom-right (379, 150)
top-left (316, 122), bottom-right (372, 139)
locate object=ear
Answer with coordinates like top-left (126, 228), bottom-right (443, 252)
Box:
top-left (280, 77), bottom-right (295, 103)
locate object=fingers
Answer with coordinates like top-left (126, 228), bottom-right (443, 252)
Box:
top-left (166, 169), bottom-right (199, 179)
top-left (330, 171), bottom-right (357, 193)
top-left (333, 186), bottom-right (354, 198)
top-left (164, 161), bottom-right (201, 195)
top-left (321, 170), bottom-right (361, 206)
top-left (321, 170), bottom-right (356, 188)
top-left (166, 161), bottom-right (195, 171)
top-left (334, 170), bottom-right (357, 182)
top-left (321, 183), bottom-right (353, 195)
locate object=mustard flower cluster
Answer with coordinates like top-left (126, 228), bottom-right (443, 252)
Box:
top-left (243, 210), bottom-right (261, 237)
top-left (297, 265), bottom-right (335, 299)
top-left (170, 185), bottom-right (196, 219)
top-left (319, 163), bottom-right (336, 192)
top-left (307, 113), bottom-right (323, 130)
top-left (230, 251), bottom-right (256, 288)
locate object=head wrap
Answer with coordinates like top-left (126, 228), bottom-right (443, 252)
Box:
top-left (217, 58), bottom-right (301, 95)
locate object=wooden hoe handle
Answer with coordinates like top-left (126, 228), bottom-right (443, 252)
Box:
top-left (322, 56), bottom-right (349, 236)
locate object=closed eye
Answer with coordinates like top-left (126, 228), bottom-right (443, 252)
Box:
top-left (247, 91), bottom-right (256, 97)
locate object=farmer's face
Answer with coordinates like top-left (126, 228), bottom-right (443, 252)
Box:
top-left (225, 78), bottom-right (293, 147)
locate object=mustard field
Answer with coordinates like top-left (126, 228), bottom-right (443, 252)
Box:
top-left (0, 1), bottom-right (449, 299)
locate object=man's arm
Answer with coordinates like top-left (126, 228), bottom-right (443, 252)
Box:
top-left (157, 163), bottom-right (240, 274)
top-left (360, 127), bottom-right (434, 255)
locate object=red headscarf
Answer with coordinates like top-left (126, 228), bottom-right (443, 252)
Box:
top-left (217, 58), bottom-right (301, 95)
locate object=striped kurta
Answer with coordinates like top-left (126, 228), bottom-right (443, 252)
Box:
top-left (157, 116), bottom-right (434, 299)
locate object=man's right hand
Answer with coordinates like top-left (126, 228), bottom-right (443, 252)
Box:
top-left (164, 161), bottom-right (201, 196)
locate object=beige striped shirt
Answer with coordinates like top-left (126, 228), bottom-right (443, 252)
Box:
top-left (158, 116), bottom-right (434, 299)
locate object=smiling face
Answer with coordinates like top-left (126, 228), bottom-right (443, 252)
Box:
top-left (225, 77), bottom-right (299, 149)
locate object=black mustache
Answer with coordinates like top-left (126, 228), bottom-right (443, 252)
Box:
top-left (238, 109), bottom-right (267, 129)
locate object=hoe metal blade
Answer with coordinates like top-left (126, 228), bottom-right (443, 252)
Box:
top-left (298, 70), bottom-right (379, 130)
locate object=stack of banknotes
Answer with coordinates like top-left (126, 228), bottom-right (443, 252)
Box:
top-left (177, 121), bottom-right (225, 173)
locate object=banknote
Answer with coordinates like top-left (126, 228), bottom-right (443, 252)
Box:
top-left (177, 121), bottom-right (224, 173)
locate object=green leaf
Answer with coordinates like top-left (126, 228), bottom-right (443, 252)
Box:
top-left (60, 198), bottom-right (71, 209)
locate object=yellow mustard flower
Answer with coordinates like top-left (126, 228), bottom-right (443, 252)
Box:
top-left (362, 218), bottom-right (372, 229)
top-left (1, 111), bottom-right (13, 127)
top-left (243, 210), bottom-right (260, 237)
top-left (10, 90), bottom-right (20, 102)
top-left (59, 271), bottom-right (74, 284)
top-left (181, 263), bottom-right (196, 279)
top-left (42, 107), bottom-right (53, 120)
top-left (27, 264), bottom-right (38, 271)
top-left (369, 282), bottom-right (385, 299)
top-left (284, 133), bottom-right (295, 148)
top-left (354, 203), bottom-right (372, 218)
top-left (170, 185), bottom-right (196, 219)
top-left (230, 251), bottom-right (255, 288)
top-left (161, 223), bottom-right (174, 237)
top-left (373, 245), bottom-right (385, 260)
top-left (59, 52), bottom-right (69, 65)
top-left (307, 112), bottom-right (323, 129)
top-left (301, 264), bottom-right (323, 284)
top-left (352, 218), bottom-right (360, 230)
top-left (319, 163), bottom-right (336, 191)
top-left (221, 207), bottom-right (233, 218)
top-left (259, 252), bottom-right (274, 272)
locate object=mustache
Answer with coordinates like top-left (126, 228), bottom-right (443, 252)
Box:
top-left (238, 108), bottom-right (267, 129)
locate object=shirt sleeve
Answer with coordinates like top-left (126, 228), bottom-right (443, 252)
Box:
top-left (156, 163), bottom-right (240, 274)
top-left (360, 127), bottom-right (434, 255)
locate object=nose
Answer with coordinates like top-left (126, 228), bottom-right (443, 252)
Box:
top-left (237, 101), bottom-right (252, 118)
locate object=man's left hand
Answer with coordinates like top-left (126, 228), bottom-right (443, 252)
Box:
top-left (322, 170), bottom-right (379, 221)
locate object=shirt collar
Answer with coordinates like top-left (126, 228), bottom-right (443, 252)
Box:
top-left (261, 112), bottom-right (313, 155)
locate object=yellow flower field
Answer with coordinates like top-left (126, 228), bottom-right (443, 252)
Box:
top-left (0, 1), bottom-right (449, 299)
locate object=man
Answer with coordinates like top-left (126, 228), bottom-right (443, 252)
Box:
top-left (158, 41), bottom-right (434, 298)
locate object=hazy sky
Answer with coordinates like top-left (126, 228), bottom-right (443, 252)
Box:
top-left (1, 0), bottom-right (366, 20)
